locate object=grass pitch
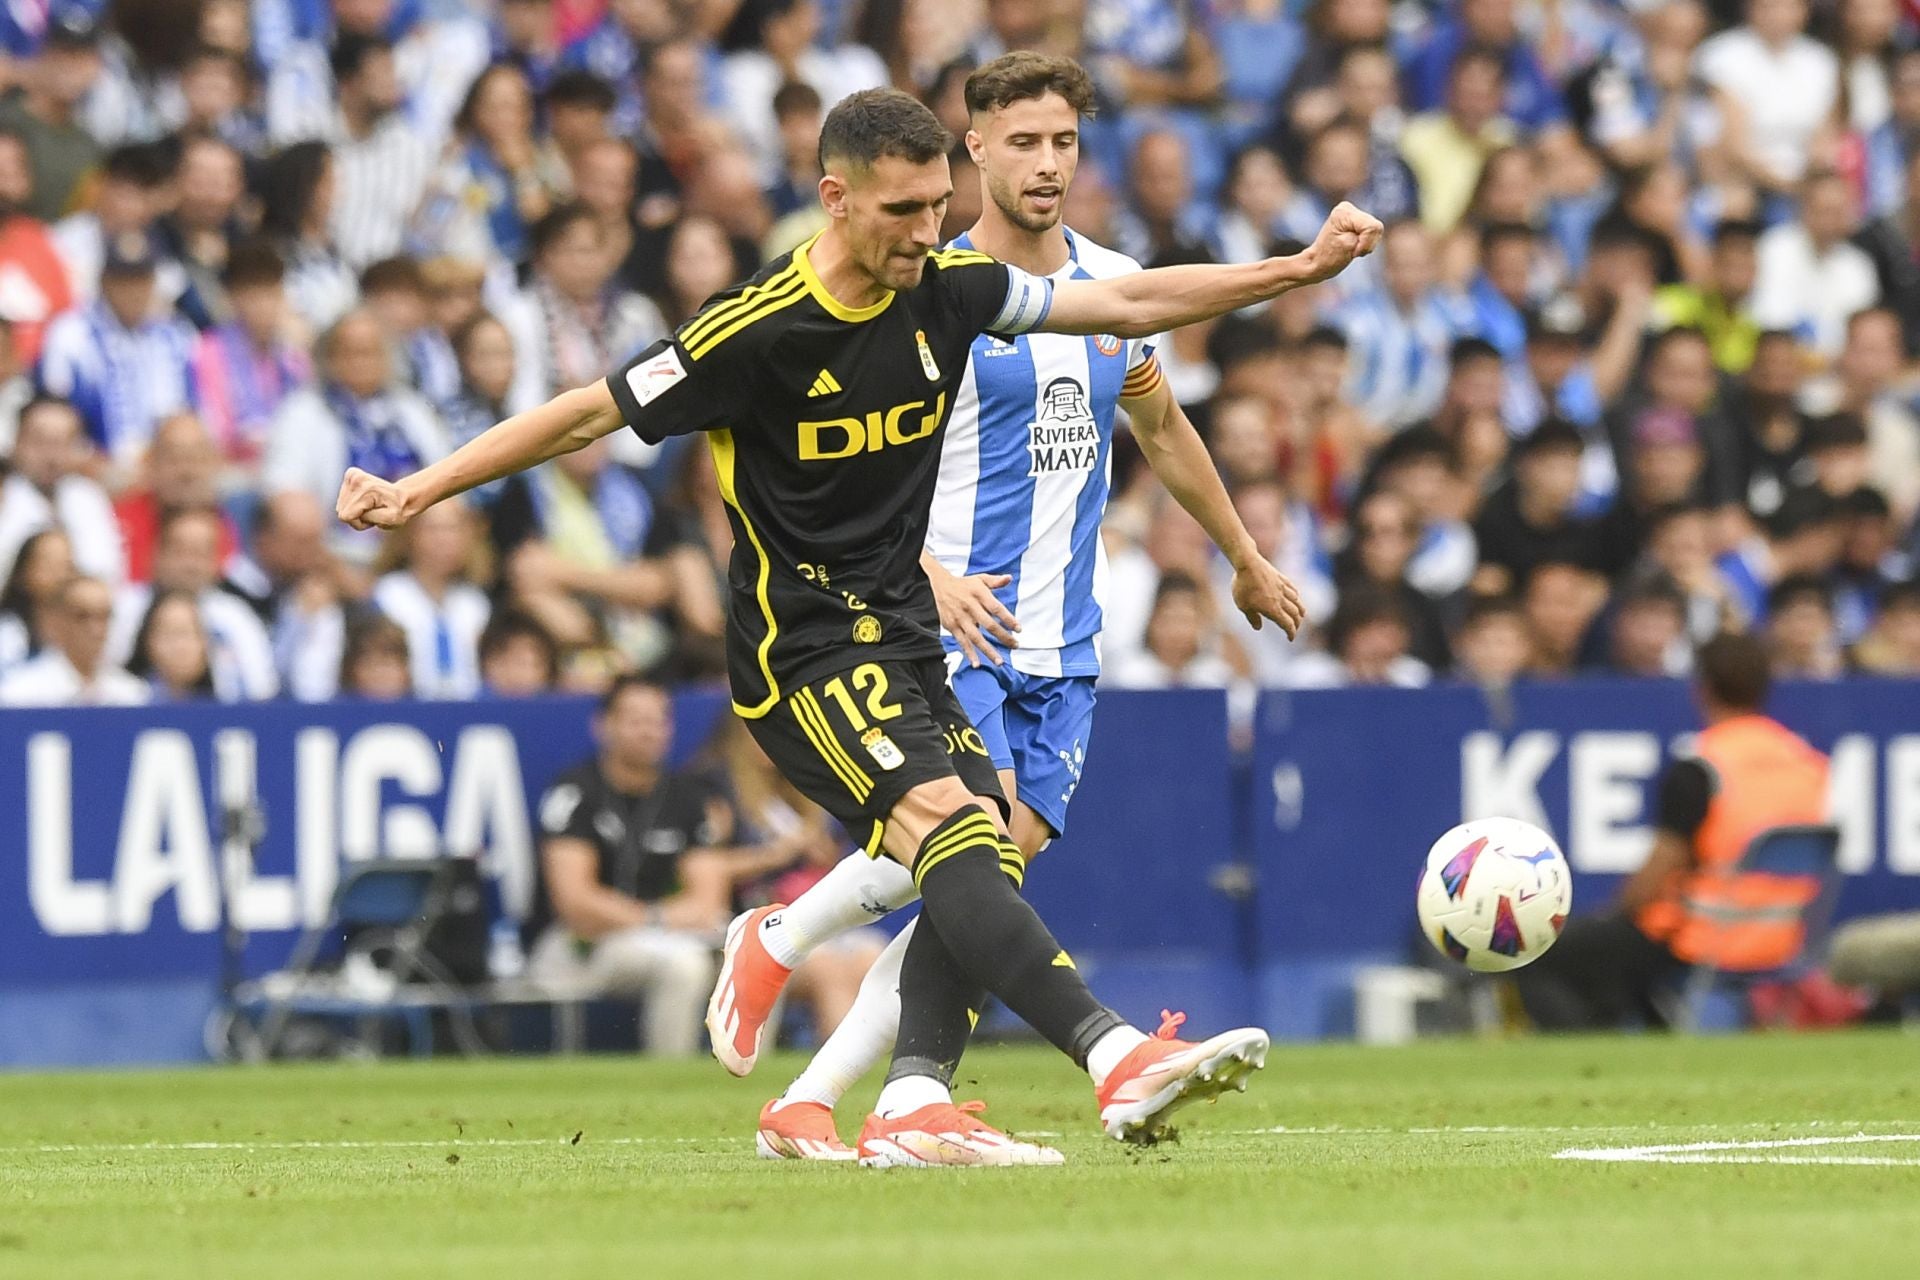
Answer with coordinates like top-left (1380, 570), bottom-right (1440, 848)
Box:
top-left (5, 1031), bottom-right (1919, 1280)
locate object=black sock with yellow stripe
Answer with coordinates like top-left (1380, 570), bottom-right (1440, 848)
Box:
top-left (907, 805), bottom-right (1125, 1069)
top-left (886, 916), bottom-right (984, 1090)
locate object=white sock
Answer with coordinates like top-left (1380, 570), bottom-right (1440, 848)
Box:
top-left (874, 1072), bottom-right (951, 1118)
top-left (779, 921), bottom-right (911, 1109)
top-left (1086, 1025), bottom-right (1149, 1087)
top-left (760, 852), bottom-right (918, 969)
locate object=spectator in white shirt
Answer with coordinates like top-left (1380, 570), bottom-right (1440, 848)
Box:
top-left (0, 573), bottom-right (148, 705)
top-left (263, 308), bottom-right (449, 566)
top-left (225, 491), bottom-right (347, 703)
top-left (1693, 0), bottom-right (1840, 192)
top-left (502, 203), bottom-right (665, 417)
top-left (1105, 572), bottom-right (1239, 689)
top-left (108, 506), bottom-right (278, 701)
top-left (0, 395), bottom-right (125, 586)
top-left (0, 526), bottom-right (72, 667)
top-left (1750, 169), bottom-right (1880, 359)
top-left (125, 588), bottom-right (219, 701)
top-left (325, 33), bottom-right (438, 270)
top-left (1283, 585), bottom-right (1434, 689)
top-left (265, 0), bottom-right (489, 147)
top-left (259, 141), bottom-right (358, 335)
top-left (1210, 478), bottom-right (1337, 686)
top-left (37, 230), bottom-right (196, 470)
top-left (718, 0), bottom-right (889, 189)
top-left (50, 142), bottom-right (170, 306)
top-left (371, 499), bottom-right (492, 700)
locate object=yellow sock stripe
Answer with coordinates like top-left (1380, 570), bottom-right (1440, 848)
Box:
top-left (681, 266), bottom-right (802, 350)
top-left (791, 691), bottom-right (872, 800)
top-left (688, 285), bottom-right (811, 359)
top-left (862, 820), bottom-right (885, 858)
top-left (798, 689), bottom-right (875, 797)
top-left (709, 431), bottom-right (780, 717)
top-left (997, 838), bottom-right (1027, 887)
top-left (913, 815), bottom-right (1001, 877)
top-left (916, 813), bottom-right (999, 865)
top-left (912, 816), bottom-right (1001, 887)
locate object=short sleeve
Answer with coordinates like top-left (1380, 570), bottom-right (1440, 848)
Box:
top-left (605, 333), bottom-right (745, 445)
top-left (538, 776), bottom-right (596, 841)
top-left (938, 256), bottom-right (1054, 338)
top-left (1654, 757), bottom-right (1718, 843)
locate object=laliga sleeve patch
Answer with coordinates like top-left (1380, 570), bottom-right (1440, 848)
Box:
top-left (539, 784), bottom-right (582, 835)
top-left (625, 346), bottom-right (689, 406)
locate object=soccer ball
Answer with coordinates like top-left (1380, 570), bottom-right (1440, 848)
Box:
top-left (1416, 817), bottom-right (1573, 972)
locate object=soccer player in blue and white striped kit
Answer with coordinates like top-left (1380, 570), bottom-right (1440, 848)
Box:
top-left (727, 52), bottom-right (1311, 1162)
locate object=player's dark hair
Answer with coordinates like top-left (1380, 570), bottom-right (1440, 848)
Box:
top-left (818, 88), bottom-right (950, 172)
top-left (964, 51), bottom-right (1098, 118)
top-left (102, 142), bottom-right (171, 188)
top-left (600, 673), bottom-right (669, 715)
top-left (1327, 583), bottom-right (1412, 655)
top-left (1696, 631), bottom-right (1770, 711)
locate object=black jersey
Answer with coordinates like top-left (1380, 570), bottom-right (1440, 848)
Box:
top-left (606, 232), bottom-right (1053, 717)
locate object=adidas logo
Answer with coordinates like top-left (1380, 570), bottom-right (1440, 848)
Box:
top-left (806, 369), bottom-right (842, 397)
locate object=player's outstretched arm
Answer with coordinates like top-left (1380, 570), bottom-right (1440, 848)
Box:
top-left (1126, 373), bottom-right (1304, 638)
top-left (336, 382), bottom-right (625, 531)
top-left (1040, 202), bottom-right (1383, 339)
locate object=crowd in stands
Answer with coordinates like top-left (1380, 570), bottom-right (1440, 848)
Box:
top-left (1, 0), bottom-right (1919, 712)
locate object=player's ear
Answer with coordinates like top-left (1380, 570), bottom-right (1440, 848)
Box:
top-left (965, 128), bottom-right (985, 165)
top-left (818, 170), bottom-right (849, 218)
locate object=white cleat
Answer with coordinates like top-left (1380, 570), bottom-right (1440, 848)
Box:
top-left (856, 1101), bottom-right (1065, 1168)
top-left (1094, 1011), bottom-right (1269, 1145)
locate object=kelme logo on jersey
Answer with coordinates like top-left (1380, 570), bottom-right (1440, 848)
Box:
top-left (798, 393), bottom-right (948, 460)
top-left (852, 615), bottom-right (882, 644)
top-left (1027, 377), bottom-right (1100, 476)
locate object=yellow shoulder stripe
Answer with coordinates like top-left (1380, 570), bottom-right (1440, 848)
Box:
top-left (681, 265), bottom-right (803, 354)
top-left (687, 282), bottom-right (809, 360)
top-left (930, 248), bottom-right (995, 268)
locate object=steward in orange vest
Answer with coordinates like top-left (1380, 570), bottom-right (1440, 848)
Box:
top-left (1516, 633), bottom-right (1829, 1030)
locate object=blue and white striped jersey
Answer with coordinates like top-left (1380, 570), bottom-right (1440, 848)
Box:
top-left (925, 228), bottom-right (1163, 678)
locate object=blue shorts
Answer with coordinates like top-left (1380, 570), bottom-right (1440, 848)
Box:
top-left (947, 660), bottom-right (1098, 838)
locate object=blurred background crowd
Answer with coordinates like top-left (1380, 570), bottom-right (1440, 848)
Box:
top-left (2, 0), bottom-right (1919, 710)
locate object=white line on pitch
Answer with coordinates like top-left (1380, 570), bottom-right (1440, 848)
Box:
top-left (1555, 1132), bottom-right (1920, 1166)
top-left (14, 1136), bottom-right (744, 1154)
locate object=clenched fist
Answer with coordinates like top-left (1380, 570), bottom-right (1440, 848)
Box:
top-left (336, 467), bottom-right (412, 531)
top-left (1296, 202), bottom-right (1385, 284)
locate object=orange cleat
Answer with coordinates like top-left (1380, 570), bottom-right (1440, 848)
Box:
top-left (705, 906), bottom-right (794, 1076)
top-left (856, 1100), bottom-right (1065, 1168)
top-left (1094, 1010), bottom-right (1268, 1145)
top-left (755, 1098), bottom-right (856, 1161)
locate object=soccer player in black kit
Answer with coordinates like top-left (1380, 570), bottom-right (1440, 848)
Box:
top-left (339, 88), bottom-right (1380, 1166)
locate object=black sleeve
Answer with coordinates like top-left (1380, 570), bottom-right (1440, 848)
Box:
top-left (604, 331), bottom-right (748, 445)
top-left (1654, 757), bottom-right (1717, 840)
top-left (933, 255), bottom-right (1055, 339)
top-left (537, 769), bottom-right (599, 842)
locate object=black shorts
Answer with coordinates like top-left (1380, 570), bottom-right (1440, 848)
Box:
top-left (745, 656), bottom-right (1005, 855)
